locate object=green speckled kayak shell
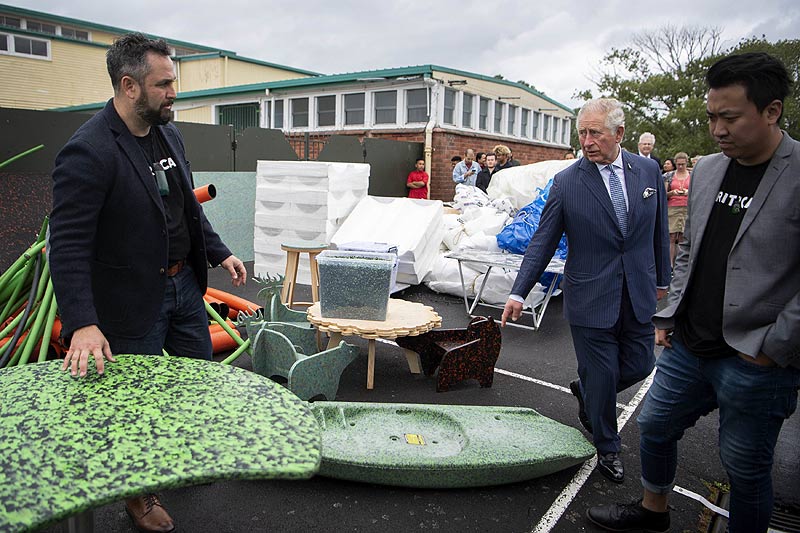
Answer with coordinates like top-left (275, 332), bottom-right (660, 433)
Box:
top-left (0, 355), bottom-right (321, 533)
top-left (311, 402), bottom-right (595, 488)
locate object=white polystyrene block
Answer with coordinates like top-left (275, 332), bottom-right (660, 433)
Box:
top-left (255, 183), bottom-right (329, 204)
top-left (331, 196), bottom-right (443, 263)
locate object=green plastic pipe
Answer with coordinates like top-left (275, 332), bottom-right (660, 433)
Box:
top-left (0, 255), bottom-right (36, 323)
top-left (221, 338), bottom-right (251, 365)
top-left (18, 277), bottom-right (54, 366)
top-left (0, 144), bottom-right (45, 169)
top-left (0, 240), bottom-right (45, 290)
top-left (37, 291), bottom-right (58, 363)
top-left (204, 299), bottom-right (249, 352)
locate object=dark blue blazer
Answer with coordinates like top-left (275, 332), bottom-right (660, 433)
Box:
top-left (511, 152), bottom-right (670, 328)
top-left (50, 100), bottom-right (231, 340)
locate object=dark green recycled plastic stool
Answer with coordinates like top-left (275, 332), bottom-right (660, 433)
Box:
top-left (311, 402), bottom-right (596, 488)
top-left (250, 323), bottom-right (359, 401)
top-left (0, 355), bottom-right (321, 533)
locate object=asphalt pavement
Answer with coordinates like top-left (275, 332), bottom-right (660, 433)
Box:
top-left (44, 261), bottom-right (799, 532)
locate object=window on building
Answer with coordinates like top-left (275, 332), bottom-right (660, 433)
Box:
top-left (479, 97), bottom-right (489, 130)
top-left (406, 88), bottom-right (428, 123)
top-left (543, 115), bottom-right (551, 141)
top-left (274, 100), bottom-right (284, 129)
top-left (344, 93), bottom-right (365, 125)
top-left (462, 93), bottom-right (474, 129)
top-left (443, 88), bottom-right (456, 125)
top-left (0, 34), bottom-right (7, 51)
top-left (521, 109), bottom-right (530, 138)
top-left (532, 111), bottom-right (540, 139)
top-left (291, 97), bottom-right (309, 128)
top-left (374, 90), bottom-right (397, 124)
top-left (218, 103), bottom-right (259, 134)
top-left (508, 105), bottom-right (517, 136)
top-left (0, 16), bottom-right (21, 28)
top-left (60, 27), bottom-right (89, 41)
top-left (316, 95), bottom-right (336, 127)
top-left (25, 21), bottom-right (56, 35)
top-left (562, 118), bottom-right (570, 144)
top-left (494, 101), bottom-right (503, 133)
top-left (10, 35), bottom-right (49, 58)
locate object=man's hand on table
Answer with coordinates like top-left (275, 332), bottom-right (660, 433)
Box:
top-left (62, 324), bottom-right (116, 377)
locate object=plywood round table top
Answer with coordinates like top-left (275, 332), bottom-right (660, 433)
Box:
top-left (307, 299), bottom-right (442, 340)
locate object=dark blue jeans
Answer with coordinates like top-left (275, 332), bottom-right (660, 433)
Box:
top-left (637, 339), bottom-right (800, 533)
top-left (105, 265), bottom-right (212, 360)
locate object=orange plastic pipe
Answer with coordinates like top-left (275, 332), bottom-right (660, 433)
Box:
top-left (209, 329), bottom-right (240, 353)
top-left (203, 294), bottom-right (235, 320)
top-left (205, 287), bottom-right (261, 315)
top-left (193, 184), bottom-right (216, 204)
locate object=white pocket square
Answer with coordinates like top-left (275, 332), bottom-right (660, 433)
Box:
top-left (643, 188), bottom-right (656, 199)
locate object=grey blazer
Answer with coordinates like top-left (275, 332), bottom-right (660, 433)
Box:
top-left (653, 133), bottom-right (800, 369)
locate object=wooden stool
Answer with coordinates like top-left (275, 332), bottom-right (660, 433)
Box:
top-left (281, 242), bottom-right (327, 309)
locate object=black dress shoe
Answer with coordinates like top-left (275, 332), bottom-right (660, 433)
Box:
top-left (569, 379), bottom-right (593, 433)
top-left (597, 452), bottom-right (624, 483)
top-left (586, 499), bottom-right (670, 532)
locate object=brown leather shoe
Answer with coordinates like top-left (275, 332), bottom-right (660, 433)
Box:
top-left (125, 493), bottom-right (175, 532)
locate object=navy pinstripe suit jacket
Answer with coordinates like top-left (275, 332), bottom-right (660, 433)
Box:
top-left (511, 151), bottom-right (670, 328)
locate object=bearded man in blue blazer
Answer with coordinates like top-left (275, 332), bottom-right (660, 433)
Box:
top-left (49, 33), bottom-right (246, 532)
top-left (503, 98), bottom-right (670, 483)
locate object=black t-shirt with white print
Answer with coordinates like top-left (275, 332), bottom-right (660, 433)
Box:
top-left (135, 129), bottom-right (191, 264)
top-left (674, 158), bottom-right (769, 358)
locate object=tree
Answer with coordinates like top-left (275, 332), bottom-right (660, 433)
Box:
top-left (576, 26), bottom-right (799, 160)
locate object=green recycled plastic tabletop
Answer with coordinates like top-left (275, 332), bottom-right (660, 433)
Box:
top-left (0, 355), bottom-right (322, 533)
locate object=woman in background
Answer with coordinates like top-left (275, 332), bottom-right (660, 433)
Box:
top-left (663, 152), bottom-right (691, 267)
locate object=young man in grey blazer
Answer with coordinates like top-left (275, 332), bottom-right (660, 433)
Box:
top-left (587, 52), bottom-right (800, 533)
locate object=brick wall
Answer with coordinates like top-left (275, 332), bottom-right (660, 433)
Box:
top-left (287, 129), bottom-right (569, 202)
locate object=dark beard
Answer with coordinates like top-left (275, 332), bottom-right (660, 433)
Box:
top-left (135, 94), bottom-right (172, 126)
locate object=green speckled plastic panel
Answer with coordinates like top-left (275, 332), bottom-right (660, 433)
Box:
top-left (312, 402), bottom-right (595, 488)
top-left (0, 355), bottom-right (321, 532)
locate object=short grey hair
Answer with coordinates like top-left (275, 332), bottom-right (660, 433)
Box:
top-left (639, 132), bottom-right (656, 144)
top-left (578, 98), bottom-right (625, 133)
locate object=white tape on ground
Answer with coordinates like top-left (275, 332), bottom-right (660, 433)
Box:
top-left (530, 368), bottom-right (657, 533)
top-left (673, 485), bottom-right (729, 518)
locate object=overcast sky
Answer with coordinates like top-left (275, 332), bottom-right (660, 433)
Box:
top-left (9, 0), bottom-right (800, 107)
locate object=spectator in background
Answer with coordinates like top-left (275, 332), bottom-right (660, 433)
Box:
top-left (476, 152), bottom-right (487, 170)
top-left (662, 158), bottom-right (675, 175)
top-left (494, 144), bottom-right (513, 171)
top-left (509, 149), bottom-right (521, 166)
top-left (452, 148), bottom-right (482, 186)
top-left (690, 154), bottom-right (704, 169)
top-left (450, 155), bottom-right (462, 171)
top-left (564, 150), bottom-right (576, 159)
top-left (406, 158), bottom-right (429, 199)
top-left (663, 152), bottom-right (691, 266)
top-left (638, 132), bottom-right (662, 169)
top-left (476, 152), bottom-right (497, 193)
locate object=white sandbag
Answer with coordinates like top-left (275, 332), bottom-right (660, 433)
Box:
top-left (463, 211), bottom-right (510, 237)
top-left (486, 159), bottom-right (577, 209)
top-left (424, 256), bottom-right (481, 297)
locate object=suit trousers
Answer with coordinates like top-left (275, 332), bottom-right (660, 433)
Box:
top-left (570, 280), bottom-right (655, 454)
top-left (104, 265), bottom-right (213, 360)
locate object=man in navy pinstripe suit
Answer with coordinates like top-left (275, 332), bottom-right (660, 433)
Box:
top-left (502, 98), bottom-right (670, 483)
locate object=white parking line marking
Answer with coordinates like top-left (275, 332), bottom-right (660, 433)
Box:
top-left (494, 367), bottom-right (628, 409)
top-left (529, 368), bottom-right (657, 533)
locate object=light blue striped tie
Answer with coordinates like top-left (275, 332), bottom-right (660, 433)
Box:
top-left (606, 164), bottom-right (628, 236)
